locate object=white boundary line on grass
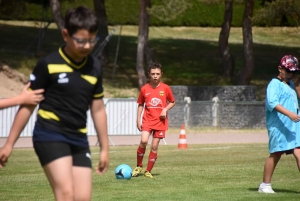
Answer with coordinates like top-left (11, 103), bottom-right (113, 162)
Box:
top-left (91, 145), bottom-right (267, 155)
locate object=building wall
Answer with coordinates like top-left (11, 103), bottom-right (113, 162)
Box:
top-left (167, 86), bottom-right (265, 129)
top-left (168, 101), bottom-right (266, 129)
top-left (170, 86), bottom-right (257, 102)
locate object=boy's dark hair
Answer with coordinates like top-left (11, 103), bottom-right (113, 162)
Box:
top-left (64, 6), bottom-right (99, 36)
top-left (148, 62), bottom-right (163, 73)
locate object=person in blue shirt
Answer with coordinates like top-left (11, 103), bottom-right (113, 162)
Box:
top-left (258, 55), bottom-right (300, 194)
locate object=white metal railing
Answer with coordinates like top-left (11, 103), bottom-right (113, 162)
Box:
top-left (0, 98), bottom-right (140, 138)
top-left (0, 97), bottom-right (266, 138)
top-left (88, 98), bottom-right (140, 136)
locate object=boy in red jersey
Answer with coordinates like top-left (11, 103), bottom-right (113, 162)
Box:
top-left (132, 62), bottom-right (175, 178)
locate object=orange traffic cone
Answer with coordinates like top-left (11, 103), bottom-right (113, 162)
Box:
top-left (178, 124), bottom-right (188, 149)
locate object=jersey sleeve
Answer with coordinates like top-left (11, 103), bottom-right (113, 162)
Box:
top-left (137, 87), bottom-right (145, 105)
top-left (290, 80), bottom-right (300, 103)
top-left (266, 80), bottom-right (280, 111)
top-left (92, 60), bottom-right (104, 99)
top-left (290, 80), bottom-right (295, 90)
top-left (166, 85), bottom-right (175, 103)
top-left (29, 58), bottom-right (50, 90)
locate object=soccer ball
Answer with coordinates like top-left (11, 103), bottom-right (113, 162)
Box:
top-left (115, 164), bottom-right (132, 180)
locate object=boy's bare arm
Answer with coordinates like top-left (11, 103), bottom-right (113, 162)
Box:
top-left (165, 101), bottom-right (175, 111)
top-left (136, 104), bottom-right (144, 131)
top-left (0, 83), bottom-right (44, 109)
top-left (0, 105), bottom-right (35, 168)
top-left (21, 83), bottom-right (44, 105)
top-left (0, 96), bottom-right (24, 109)
top-left (160, 101), bottom-right (175, 119)
top-left (90, 99), bottom-right (109, 175)
top-left (275, 104), bottom-right (300, 122)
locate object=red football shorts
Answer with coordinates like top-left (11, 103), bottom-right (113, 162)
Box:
top-left (142, 126), bottom-right (165, 139)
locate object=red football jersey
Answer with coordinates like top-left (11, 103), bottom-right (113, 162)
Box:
top-left (137, 82), bottom-right (175, 130)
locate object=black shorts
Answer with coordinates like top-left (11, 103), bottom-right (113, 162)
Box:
top-left (33, 141), bottom-right (92, 168)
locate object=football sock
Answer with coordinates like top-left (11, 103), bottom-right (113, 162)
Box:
top-left (261, 182), bottom-right (271, 186)
top-left (137, 146), bottom-right (146, 167)
top-left (146, 151), bottom-right (157, 172)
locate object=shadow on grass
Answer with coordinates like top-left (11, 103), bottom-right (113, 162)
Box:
top-left (131, 173), bottom-right (160, 178)
top-left (248, 188), bottom-right (300, 194)
top-left (1, 24), bottom-right (300, 99)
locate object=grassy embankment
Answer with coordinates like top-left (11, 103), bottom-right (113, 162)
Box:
top-left (1, 21), bottom-right (300, 100)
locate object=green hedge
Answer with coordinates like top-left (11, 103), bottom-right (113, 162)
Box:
top-left (0, 0), bottom-right (294, 27)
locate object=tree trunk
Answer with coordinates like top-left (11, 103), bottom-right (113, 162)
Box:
top-left (50, 0), bottom-right (64, 31)
top-left (238, 0), bottom-right (254, 85)
top-left (136, 0), bottom-right (147, 89)
top-left (218, 0), bottom-right (234, 78)
top-left (93, 0), bottom-right (109, 66)
top-left (144, 0), bottom-right (153, 68)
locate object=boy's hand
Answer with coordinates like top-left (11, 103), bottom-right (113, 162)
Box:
top-left (159, 108), bottom-right (167, 119)
top-left (20, 83), bottom-right (44, 105)
top-left (288, 113), bottom-right (300, 122)
top-left (0, 145), bottom-right (13, 169)
top-left (95, 151), bottom-right (109, 175)
top-left (137, 121), bottom-right (142, 131)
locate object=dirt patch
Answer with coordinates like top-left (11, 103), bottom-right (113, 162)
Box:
top-left (0, 63), bottom-right (27, 98)
top-left (0, 62), bottom-right (138, 99)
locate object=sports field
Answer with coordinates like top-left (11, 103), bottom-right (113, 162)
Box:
top-left (0, 142), bottom-right (299, 201)
top-left (1, 22), bottom-right (300, 200)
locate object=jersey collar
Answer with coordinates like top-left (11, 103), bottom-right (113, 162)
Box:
top-left (59, 47), bottom-right (87, 69)
top-left (149, 82), bottom-right (161, 88)
top-left (274, 76), bottom-right (290, 85)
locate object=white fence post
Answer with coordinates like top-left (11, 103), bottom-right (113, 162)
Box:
top-left (212, 96), bottom-right (219, 127)
top-left (183, 97), bottom-right (191, 128)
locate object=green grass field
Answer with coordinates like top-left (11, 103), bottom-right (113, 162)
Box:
top-left (1, 144), bottom-right (300, 201)
top-left (1, 22), bottom-right (300, 100)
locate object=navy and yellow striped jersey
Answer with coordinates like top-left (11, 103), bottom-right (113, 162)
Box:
top-left (29, 47), bottom-right (103, 136)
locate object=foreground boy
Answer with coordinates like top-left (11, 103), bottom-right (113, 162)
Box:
top-left (0, 6), bottom-right (109, 201)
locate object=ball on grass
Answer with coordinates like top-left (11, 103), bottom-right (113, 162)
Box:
top-left (115, 164), bottom-right (132, 180)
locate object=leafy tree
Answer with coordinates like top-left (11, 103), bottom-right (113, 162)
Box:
top-left (93, 0), bottom-right (109, 67)
top-left (136, 0), bottom-right (148, 89)
top-left (254, 0), bottom-right (300, 26)
top-left (50, 0), bottom-right (109, 66)
top-left (238, 0), bottom-right (255, 85)
top-left (149, 0), bottom-right (191, 22)
top-left (218, 0), bottom-right (234, 79)
top-left (144, 0), bottom-right (153, 70)
top-left (0, 0), bottom-right (27, 19)
top-left (50, 0), bottom-right (64, 30)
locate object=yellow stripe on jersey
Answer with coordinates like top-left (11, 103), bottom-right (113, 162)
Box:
top-left (81, 75), bottom-right (97, 85)
top-left (78, 127), bottom-right (87, 134)
top-left (59, 48), bottom-right (87, 69)
top-left (48, 64), bottom-right (73, 74)
top-left (38, 109), bottom-right (60, 121)
top-left (94, 92), bottom-right (104, 98)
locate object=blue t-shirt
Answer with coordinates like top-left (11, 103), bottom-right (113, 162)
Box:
top-left (266, 78), bottom-right (300, 153)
